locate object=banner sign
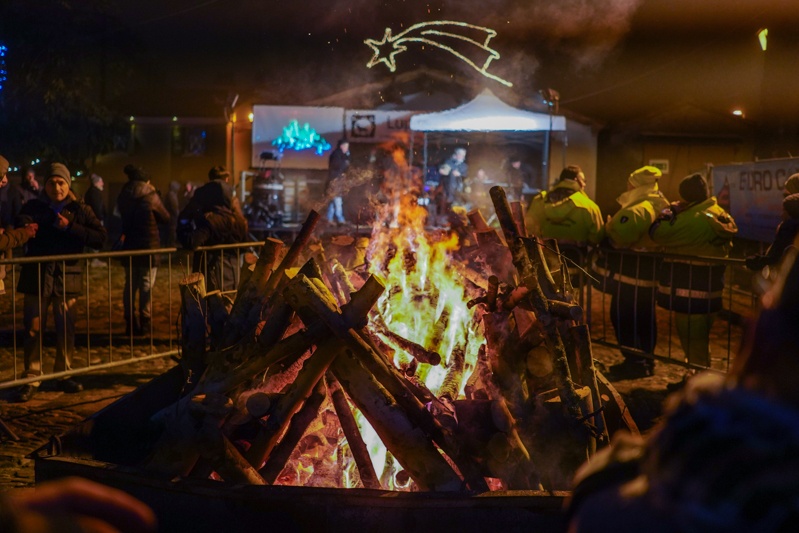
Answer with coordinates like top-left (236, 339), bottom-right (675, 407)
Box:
top-left (711, 157), bottom-right (799, 242)
top-left (252, 105), bottom-right (344, 169)
top-left (344, 110), bottom-right (417, 143)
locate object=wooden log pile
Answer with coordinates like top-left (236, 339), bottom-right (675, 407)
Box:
top-left (142, 194), bottom-right (636, 493)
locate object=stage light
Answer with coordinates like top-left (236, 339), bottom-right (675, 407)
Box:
top-left (248, 112), bottom-right (254, 123)
top-left (732, 109), bottom-right (744, 117)
top-left (758, 28), bottom-right (768, 51)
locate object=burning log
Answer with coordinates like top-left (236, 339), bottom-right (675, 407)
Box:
top-left (371, 320), bottom-right (442, 366)
top-left (325, 372), bottom-right (381, 490)
top-left (489, 185), bottom-right (585, 423)
top-left (569, 325), bottom-right (608, 445)
top-left (221, 237), bottom-right (284, 347)
top-left (259, 379), bottom-right (328, 484)
top-left (283, 273), bottom-right (467, 491)
top-left (509, 200), bottom-right (528, 238)
top-left (179, 273), bottom-right (208, 379)
top-left (244, 339), bottom-right (343, 470)
top-left (331, 258), bottom-right (357, 299)
top-left (206, 291), bottom-right (232, 350)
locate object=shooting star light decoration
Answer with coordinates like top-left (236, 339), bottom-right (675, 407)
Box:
top-left (364, 21), bottom-right (513, 87)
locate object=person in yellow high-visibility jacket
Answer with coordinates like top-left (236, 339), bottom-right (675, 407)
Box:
top-left (525, 165), bottom-right (604, 279)
top-left (602, 166), bottom-right (670, 378)
top-left (650, 173), bottom-right (738, 371)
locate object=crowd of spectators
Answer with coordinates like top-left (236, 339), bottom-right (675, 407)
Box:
top-left (0, 157), bottom-right (248, 402)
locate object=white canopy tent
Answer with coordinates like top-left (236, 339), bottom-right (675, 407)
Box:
top-left (408, 89), bottom-right (567, 189)
top-left (409, 89), bottom-right (566, 132)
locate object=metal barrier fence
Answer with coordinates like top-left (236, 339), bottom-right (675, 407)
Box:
top-left (0, 241), bottom-right (757, 392)
top-left (0, 242), bottom-right (264, 391)
top-left (582, 247), bottom-right (755, 374)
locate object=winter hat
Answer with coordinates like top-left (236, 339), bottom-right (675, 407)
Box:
top-left (123, 164), bottom-right (148, 182)
top-left (679, 173), bottom-right (709, 203)
top-left (628, 166), bottom-right (662, 188)
top-left (784, 173), bottom-right (799, 196)
top-left (559, 165), bottom-right (583, 182)
top-left (47, 163), bottom-right (71, 186)
top-left (784, 193), bottom-right (799, 219)
top-left (0, 155), bottom-right (8, 176)
top-left (208, 166), bottom-right (230, 181)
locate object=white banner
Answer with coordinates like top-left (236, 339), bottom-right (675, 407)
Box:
top-left (345, 110), bottom-right (417, 143)
top-left (711, 158), bottom-right (799, 242)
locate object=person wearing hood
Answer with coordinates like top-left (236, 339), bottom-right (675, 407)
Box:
top-left (12, 163), bottom-right (107, 402)
top-left (116, 164), bottom-right (171, 336)
top-left (525, 164), bottom-right (604, 279)
top-left (602, 166), bottom-right (670, 378)
top-left (650, 173), bottom-right (738, 376)
top-left (177, 166), bottom-right (248, 292)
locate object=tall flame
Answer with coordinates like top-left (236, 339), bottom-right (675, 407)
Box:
top-left (366, 146), bottom-right (484, 396)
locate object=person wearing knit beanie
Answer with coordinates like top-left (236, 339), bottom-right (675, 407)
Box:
top-left (47, 162), bottom-right (71, 184)
top-left (44, 163), bottom-right (72, 204)
top-left (678, 173), bottom-right (709, 204)
top-left (11, 160), bottom-right (106, 402)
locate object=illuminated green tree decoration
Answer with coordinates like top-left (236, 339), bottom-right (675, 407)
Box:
top-left (365, 21), bottom-right (512, 87)
top-left (271, 119), bottom-right (332, 155)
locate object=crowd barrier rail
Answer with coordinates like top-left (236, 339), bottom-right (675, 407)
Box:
top-left (0, 242), bottom-right (757, 392)
top-left (581, 247), bottom-right (755, 374)
top-left (0, 242), bottom-right (264, 391)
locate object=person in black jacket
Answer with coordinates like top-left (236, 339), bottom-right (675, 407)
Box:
top-left (745, 192), bottom-right (799, 272)
top-left (325, 139), bottom-right (350, 225)
top-left (116, 165), bottom-right (170, 336)
top-left (177, 166), bottom-right (248, 292)
top-left (0, 156), bottom-right (38, 295)
top-left (13, 163), bottom-right (106, 402)
top-left (83, 173), bottom-right (106, 267)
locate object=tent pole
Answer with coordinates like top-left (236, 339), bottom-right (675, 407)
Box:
top-left (542, 127), bottom-right (550, 190)
top-left (409, 131), bottom-right (414, 167)
top-left (423, 133), bottom-right (428, 181)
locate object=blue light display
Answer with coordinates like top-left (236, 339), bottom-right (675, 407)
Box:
top-left (271, 119), bottom-right (331, 155)
top-left (0, 44), bottom-right (7, 95)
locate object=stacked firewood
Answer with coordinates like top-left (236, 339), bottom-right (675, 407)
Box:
top-left (141, 187), bottom-right (635, 493)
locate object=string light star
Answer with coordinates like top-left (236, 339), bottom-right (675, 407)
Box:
top-left (365, 28), bottom-right (407, 71)
top-left (363, 20), bottom-right (512, 87)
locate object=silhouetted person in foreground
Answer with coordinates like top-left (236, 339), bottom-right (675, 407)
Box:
top-left (568, 237), bottom-right (799, 532)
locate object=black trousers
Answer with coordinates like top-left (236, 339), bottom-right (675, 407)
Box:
top-left (610, 282), bottom-right (657, 356)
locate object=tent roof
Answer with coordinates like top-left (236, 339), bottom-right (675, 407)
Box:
top-left (409, 89), bottom-right (566, 132)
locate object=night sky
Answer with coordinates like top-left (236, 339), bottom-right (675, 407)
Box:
top-left (6, 0), bottom-right (799, 123)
